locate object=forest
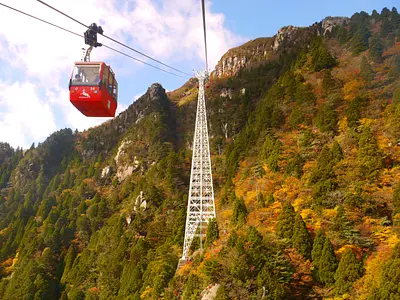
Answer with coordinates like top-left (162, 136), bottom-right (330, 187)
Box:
top-left (0, 6), bottom-right (399, 300)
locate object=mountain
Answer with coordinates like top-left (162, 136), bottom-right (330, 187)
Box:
top-left (1, 6), bottom-right (400, 300)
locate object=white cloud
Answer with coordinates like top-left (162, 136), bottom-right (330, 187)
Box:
top-left (0, 81), bottom-right (56, 149)
top-left (124, 0), bottom-right (246, 70)
top-left (0, 0), bottom-right (246, 148)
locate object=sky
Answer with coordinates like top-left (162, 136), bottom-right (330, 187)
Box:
top-left (0, 0), bottom-right (397, 149)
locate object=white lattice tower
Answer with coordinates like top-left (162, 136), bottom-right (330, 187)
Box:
top-left (181, 70), bottom-right (216, 261)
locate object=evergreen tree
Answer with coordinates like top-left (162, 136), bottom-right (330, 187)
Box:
top-left (371, 9), bottom-right (380, 21)
top-left (369, 258), bottom-right (400, 299)
top-left (380, 7), bottom-right (390, 18)
top-left (369, 36), bottom-right (384, 62)
top-left (311, 230), bottom-right (326, 270)
top-left (331, 140), bottom-right (344, 163)
top-left (346, 96), bottom-right (364, 128)
top-left (286, 153), bottom-right (305, 179)
top-left (205, 218), bottom-right (219, 247)
top-left (351, 26), bottom-right (370, 54)
top-left (381, 18), bottom-right (393, 37)
top-left (322, 70), bottom-right (339, 96)
top-left (337, 26), bottom-right (349, 44)
top-left (391, 7), bottom-right (400, 28)
top-left (310, 145), bottom-right (334, 184)
top-left (289, 106), bottom-right (305, 129)
top-left (215, 284), bottom-right (230, 300)
top-left (393, 88), bottom-right (400, 106)
top-left (36, 165), bottom-right (46, 198)
top-left (256, 264), bottom-right (286, 300)
top-left (334, 248), bottom-right (362, 295)
top-left (315, 104), bottom-right (338, 133)
top-left (230, 196), bottom-right (248, 226)
top-left (358, 126), bottom-right (383, 178)
top-left (292, 214), bottom-right (312, 259)
top-left (257, 192), bottom-right (266, 208)
top-left (393, 183), bottom-right (400, 213)
top-left (311, 37), bottom-right (337, 71)
top-left (318, 238), bottom-right (338, 285)
top-left (360, 56), bottom-right (374, 82)
top-left (277, 203), bottom-right (296, 240)
top-left (267, 193), bottom-right (275, 205)
top-left (391, 55), bottom-right (400, 78)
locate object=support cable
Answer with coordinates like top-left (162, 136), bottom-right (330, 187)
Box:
top-left (36, 0), bottom-right (192, 77)
top-left (0, 2), bottom-right (190, 79)
top-left (201, 0), bottom-right (208, 73)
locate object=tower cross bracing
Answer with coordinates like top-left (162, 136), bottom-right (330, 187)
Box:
top-left (181, 70), bottom-right (216, 261)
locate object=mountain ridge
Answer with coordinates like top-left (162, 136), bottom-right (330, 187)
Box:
top-left (0, 5), bottom-right (400, 300)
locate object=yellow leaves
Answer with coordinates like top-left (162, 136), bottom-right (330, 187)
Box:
top-left (343, 79), bottom-right (363, 101)
top-left (140, 286), bottom-right (152, 299)
top-left (354, 244), bottom-right (393, 299)
top-left (323, 208), bottom-right (337, 219)
top-left (359, 118), bottom-right (373, 127)
top-left (274, 177), bottom-right (301, 203)
top-left (363, 216), bottom-right (379, 226)
top-left (338, 116), bottom-right (348, 133)
top-left (2, 252), bottom-right (18, 275)
top-left (371, 226), bottom-right (398, 245)
top-left (220, 209), bottom-right (232, 222)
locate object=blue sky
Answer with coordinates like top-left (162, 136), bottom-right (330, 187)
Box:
top-left (0, 0), bottom-right (397, 149)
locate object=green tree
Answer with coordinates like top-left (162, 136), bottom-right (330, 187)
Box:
top-left (391, 55), bottom-right (400, 78)
top-left (205, 218), bottom-right (219, 247)
top-left (331, 140), bottom-right (344, 163)
top-left (318, 238), bottom-right (338, 285)
top-left (311, 230), bottom-right (326, 271)
top-left (311, 38), bottom-right (338, 71)
top-left (230, 196), bottom-right (248, 226)
top-left (393, 183), bottom-right (400, 213)
top-left (286, 153), bottom-right (305, 179)
top-left (393, 88), bottom-right (400, 106)
top-left (215, 284), bottom-right (230, 300)
top-left (322, 70), bottom-right (339, 96)
top-left (360, 56), bottom-right (374, 82)
top-left (351, 26), bottom-right (370, 54)
top-left (334, 248), bottom-right (362, 295)
top-left (346, 96), bottom-right (365, 128)
top-left (277, 203), bottom-right (296, 240)
top-left (289, 106), bottom-right (305, 128)
top-left (369, 258), bottom-right (400, 299)
top-left (358, 126), bottom-right (383, 178)
top-left (381, 18), bottom-right (393, 37)
top-left (369, 36), bottom-right (384, 62)
top-left (267, 193), bottom-right (275, 205)
top-left (256, 264), bottom-right (286, 300)
top-left (391, 7), bottom-right (400, 28)
top-left (315, 104), bottom-right (338, 133)
top-left (292, 214), bottom-right (312, 259)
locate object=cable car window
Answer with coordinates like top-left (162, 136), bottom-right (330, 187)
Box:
top-left (72, 64), bottom-right (101, 86)
top-left (113, 80), bottom-right (118, 101)
top-left (102, 65), bottom-right (109, 87)
top-left (108, 72), bottom-right (113, 95)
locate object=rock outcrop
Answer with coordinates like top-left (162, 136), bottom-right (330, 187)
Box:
top-left (272, 25), bottom-right (300, 51)
top-left (322, 16), bottom-right (349, 35)
top-left (215, 56), bottom-right (247, 77)
top-left (220, 88), bottom-right (233, 99)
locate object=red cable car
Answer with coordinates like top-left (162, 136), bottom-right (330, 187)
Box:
top-left (69, 23), bottom-right (118, 117)
top-left (69, 62), bottom-right (118, 117)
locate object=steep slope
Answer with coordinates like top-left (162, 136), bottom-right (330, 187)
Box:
top-left (0, 6), bottom-right (400, 300)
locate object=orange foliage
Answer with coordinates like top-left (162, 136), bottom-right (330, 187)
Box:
top-left (343, 79), bottom-right (364, 101)
top-left (285, 248), bottom-right (313, 288)
top-left (354, 243), bottom-right (395, 299)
